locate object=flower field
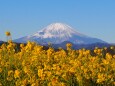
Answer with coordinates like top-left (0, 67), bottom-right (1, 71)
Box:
top-left (0, 41), bottom-right (115, 86)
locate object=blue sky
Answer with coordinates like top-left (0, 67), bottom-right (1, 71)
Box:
top-left (0, 0), bottom-right (115, 43)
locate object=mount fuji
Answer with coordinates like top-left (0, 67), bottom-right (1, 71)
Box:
top-left (14, 23), bottom-right (106, 45)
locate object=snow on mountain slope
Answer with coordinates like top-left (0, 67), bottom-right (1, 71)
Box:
top-left (14, 23), bottom-right (106, 44)
top-left (30, 23), bottom-right (86, 38)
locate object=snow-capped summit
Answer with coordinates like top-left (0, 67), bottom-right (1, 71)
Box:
top-left (31, 23), bottom-right (86, 39)
top-left (14, 22), bottom-right (106, 44)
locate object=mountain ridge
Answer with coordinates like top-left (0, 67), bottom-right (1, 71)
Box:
top-left (14, 23), bottom-right (106, 44)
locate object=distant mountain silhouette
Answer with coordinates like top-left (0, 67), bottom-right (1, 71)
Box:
top-left (51, 41), bottom-right (110, 49)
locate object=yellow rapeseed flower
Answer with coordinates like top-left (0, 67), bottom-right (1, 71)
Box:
top-left (8, 70), bottom-right (13, 76)
top-left (0, 68), bottom-right (2, 73)
top-left (38, 69), bottom-right (43, 77)
top-left (5, 31), bottom-right (11, 36)
top-left (14, 70), bottom-right (20, 78)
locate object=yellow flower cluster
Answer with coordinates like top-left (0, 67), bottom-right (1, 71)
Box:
top-left (5, 31), bottom-right (11, 36)
top-left (0, 41), bottom-right (115, 86)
